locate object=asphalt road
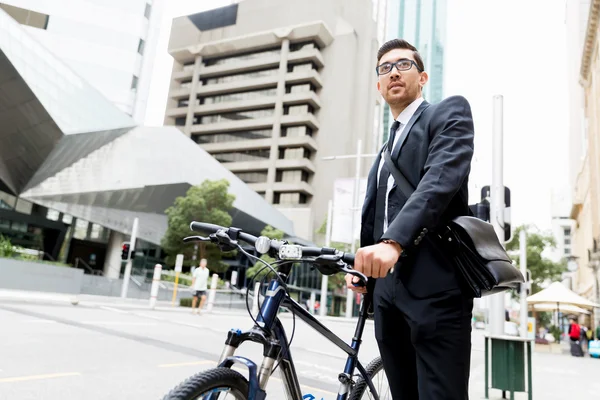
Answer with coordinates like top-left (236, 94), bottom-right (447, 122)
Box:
top-left (0, 297), bottom-right (597, 399)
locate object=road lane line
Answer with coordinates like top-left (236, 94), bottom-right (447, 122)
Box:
top-left (158, 360), bottom-right (214, 368)
top-left (80, 321), bottom-right (157, 326)
top-left (0, 372), bottom-right (81, 383)
top-left (100, 306), bottom-right (129, 314)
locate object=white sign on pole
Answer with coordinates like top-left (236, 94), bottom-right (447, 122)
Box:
top-left (231, 270), bottom-right (238, 286)
top-left (175, 254), bottom-right (184, 273)
top-left (331, 178), bottom-right (368, 244)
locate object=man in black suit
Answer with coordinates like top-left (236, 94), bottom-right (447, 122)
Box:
top-left (346, 39), bottom-right (475, 399)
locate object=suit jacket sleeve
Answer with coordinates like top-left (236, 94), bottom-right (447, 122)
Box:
top-left (380, 95), bottom-right (475, 250)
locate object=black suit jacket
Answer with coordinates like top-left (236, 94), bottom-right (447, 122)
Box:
top-left (360, 95), bottom-right (475, 299)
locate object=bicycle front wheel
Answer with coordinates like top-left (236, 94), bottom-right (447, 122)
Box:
top-left (349, 357), bottom-right (392, 400)
top-left (162, 367), bottom-right (249, 400)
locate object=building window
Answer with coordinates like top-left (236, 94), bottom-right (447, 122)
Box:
top-left (131, 75), bottom-right (139, 90)
top-left (144, 3), bottom-right (152, 19)
top-left (284, 105), bottom-right (314, 115)
top-left (564, 227), bottom-right (571, 237)
top-left (286, 84), bottom-right (314, 94)
top-left (273, 192), bottom-right (308, 205)
top-left (200, 108), bottom-right (275, 124)
top-left (178, 99), bottom-right (189, 107)
top-left (203, 47), bottom-right (281, 67)
top-left (213, 149), bottom-right (270, 163)
top-left (234, 171), bottom-right (268, 184)
top-left (175, 117), bottom-right (186, 126)
top-left (203, 68), bottom-right (279, 85)
top-left (289, 41), bottom-right (320, 52)
top-left (137, 39), bottom-right (145, 55)
top-left (287, 63), bottom-right (316, 73)
top-left (200, 87), bottom-right (277, 104)
top-left (282, 126), bottom-right (312, 137)
top-left (192, 129), bottom-right (272, 144)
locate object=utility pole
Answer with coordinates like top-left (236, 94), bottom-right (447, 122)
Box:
top-left (120, 217), bottom-right (139, 299)
top-left (320, 200), bottom-right (333, 317)
top-left (519, 229), bottom-right (528, 338)
top-left (322, 140), bottom-right (377, 318)
top-left (489, 95), bottom-right (506, 335)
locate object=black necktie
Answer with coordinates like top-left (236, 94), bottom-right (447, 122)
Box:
top-left (373, 120), bottom-right (400, 241)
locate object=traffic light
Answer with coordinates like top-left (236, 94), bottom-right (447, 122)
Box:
top-left (121, 242), bottom-right (130, 261)
top-left (480, 185), bottom-right (512, 243)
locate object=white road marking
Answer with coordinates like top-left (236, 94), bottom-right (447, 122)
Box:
top-left (80, 321), bottom-right (158, 326)
top-left (99, 306), bottom-right (129, 314)
top-left (0, 372), bottom-right (81, 383)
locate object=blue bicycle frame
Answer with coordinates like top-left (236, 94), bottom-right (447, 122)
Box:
top-left (215, 275), bottom-right (379, 400)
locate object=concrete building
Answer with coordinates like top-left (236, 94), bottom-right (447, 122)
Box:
top-left (164, 0), bottom-right (381, 242)
top-left (0, 0), bottom-right (164, 122)
top-left (569, 0), bottom-right (600, 323)
top-left (0, 6), bottom-right (294, 279)
top-left (380, 0), bottom-right (447, 143)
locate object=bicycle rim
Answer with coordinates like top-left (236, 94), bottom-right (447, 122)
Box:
top-left (362, 367), bottom-right (391, 400)
top-left (194, 387), bottom-right (246, 400)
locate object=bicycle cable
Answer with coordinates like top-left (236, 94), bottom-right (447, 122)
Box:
top-left (232, 242), bottom-right (306, 375)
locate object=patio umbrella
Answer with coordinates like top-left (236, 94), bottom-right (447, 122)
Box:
top-left (527, 282), bottom-right (600, 310)
top-left (527, 282), bottom-right (600, 343)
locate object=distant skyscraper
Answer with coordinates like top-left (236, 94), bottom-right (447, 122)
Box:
top-left (381, 0), bottom-right (447, 143)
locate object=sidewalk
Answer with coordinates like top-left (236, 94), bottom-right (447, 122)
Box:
top-left (0, 289), bottom-right (365, 323)
top-left (472, 351), bottom-right (599, 399)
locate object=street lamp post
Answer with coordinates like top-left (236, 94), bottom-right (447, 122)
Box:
top-left (322, 140), bottom-right (377, 318)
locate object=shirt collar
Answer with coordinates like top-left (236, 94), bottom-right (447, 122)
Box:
top-left (396, 96), bottom-right (424, 125)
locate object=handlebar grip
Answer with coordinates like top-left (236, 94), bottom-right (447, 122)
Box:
top-left (190, 222), bottom-right (224, 234)
top-left (342, 253), bottom-right (355, 266)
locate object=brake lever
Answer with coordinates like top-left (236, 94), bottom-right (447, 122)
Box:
top-left (183, 235), bottom-right (212, 243)
top-left (338, 263), bottom-right (368, 287)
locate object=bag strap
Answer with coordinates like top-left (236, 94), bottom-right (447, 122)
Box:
top-left (382, 145), bottom-right (415, 198)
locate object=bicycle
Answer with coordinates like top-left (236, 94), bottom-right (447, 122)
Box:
top-left (162, 221), bottom-right (391, 400)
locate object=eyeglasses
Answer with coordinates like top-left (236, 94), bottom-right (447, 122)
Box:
top-left (376, 59), bottom-right (423, 76)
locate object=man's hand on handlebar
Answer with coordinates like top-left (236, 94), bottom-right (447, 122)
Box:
top-left (346, 241), bottom-right (402, 293)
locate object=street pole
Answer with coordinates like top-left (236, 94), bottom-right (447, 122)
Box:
top-left (346, 140), bottom-right (363, 318)
top-left (520, 229), bottom-right (528, 338)
top-left (322, 140), bottom-right (377, 319)
top-left (320, 199), bottom-right (333, 317)
top-left (120, 217), bottom-right (139, 299)
top-left (172, 254), bottom-right (184, 305)
top-left (149, 263), bottom-right (162, 309)
top-left (489, 95), bottom-right (506, 336)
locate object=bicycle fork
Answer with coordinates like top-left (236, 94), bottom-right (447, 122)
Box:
top-left (217, 329), bottom-right (280, 397)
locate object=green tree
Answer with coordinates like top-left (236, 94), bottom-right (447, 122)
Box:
top-left (245, 225), bottom-right (284, 281)
top-left (0, 234), bottom-right (14, 258)
top-left (505, 224), bottom-right (567, 295)
top-left (161, 179), bottom-right (235, 273)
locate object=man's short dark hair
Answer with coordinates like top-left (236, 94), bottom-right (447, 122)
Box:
top-left (377, 39), bottom-right (425, 72)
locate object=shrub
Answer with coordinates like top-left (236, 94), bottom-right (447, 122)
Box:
top-left (180, 298), bottom-right (193, 307)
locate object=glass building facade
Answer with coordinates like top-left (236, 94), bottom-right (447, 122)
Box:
top-left (381, 0), bottom-right (447, 143)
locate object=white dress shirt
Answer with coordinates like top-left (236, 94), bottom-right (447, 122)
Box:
top-left (377, 96), bottom-right (424, 232)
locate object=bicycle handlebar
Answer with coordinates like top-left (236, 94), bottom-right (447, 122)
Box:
top-left (186, 221), bottom-right (364, 285)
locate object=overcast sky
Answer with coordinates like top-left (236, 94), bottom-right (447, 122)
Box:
top-left (145, 0), bottom-right (571, 232)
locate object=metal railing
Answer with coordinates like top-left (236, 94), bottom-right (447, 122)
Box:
top-left (74, 258), bottom-right (103, 276)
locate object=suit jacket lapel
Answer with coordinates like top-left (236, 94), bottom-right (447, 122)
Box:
top-left (391, 100), bottom-right (430, 159)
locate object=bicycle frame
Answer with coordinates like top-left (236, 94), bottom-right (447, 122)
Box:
top-left (215, 271), bottom-right (380, 400)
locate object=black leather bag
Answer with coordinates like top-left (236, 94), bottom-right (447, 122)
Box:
top-left (382, 148), bottom-right (524, 298)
